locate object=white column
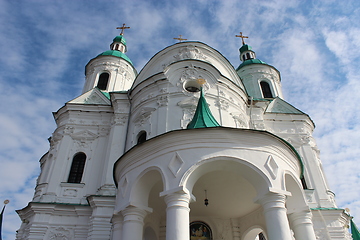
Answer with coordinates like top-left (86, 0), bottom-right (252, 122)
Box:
top-left (258, 193), bottom-right (292, 240)
top-left (289, 211), bottom-right (317, 240)
top-left (121, 206), bottom-right (147, 240)
top-left (164, 192), bottom-right (191, 240)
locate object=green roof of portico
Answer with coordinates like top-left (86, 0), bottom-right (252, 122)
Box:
top-left (187, 89), bottom-right (220, 129)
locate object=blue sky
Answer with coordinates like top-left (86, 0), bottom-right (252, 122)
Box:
top-left (1, 0), bottom-right (360, 239)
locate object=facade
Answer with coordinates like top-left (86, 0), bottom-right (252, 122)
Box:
top-left (16, 32), bottom-right (352, 240)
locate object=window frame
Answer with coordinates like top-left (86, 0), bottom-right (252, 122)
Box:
top-left (67, 152), bottom-right (87, 183)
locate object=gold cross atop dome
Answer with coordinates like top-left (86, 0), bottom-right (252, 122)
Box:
top-left (236, 32), bottom-right (248, 45)
top-left (117, 23), bottom-right (130, 36)
top-left (173, 35), bottom-right (187, 42)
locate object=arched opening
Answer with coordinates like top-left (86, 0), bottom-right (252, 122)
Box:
top-left (246, 52), bottom-right (251, 60)
top-left (130, 169), bottom-right (165, 237)
top-left (243, 227), bottom-right (267, 240)
top-left (67, 152), bottom-right (86, 183)
top-left (284, 173), bottom-right (309, 213)
top-left (131, 169), bottom-right (165, 210)
top-left (260, 81), bottom-right (273, 98)
top-left (184, 158), bottom-right (271, 239)
top-left (144, 226), bottom-right (158, 240)
top-left (137, 131), bottom-right (147, 144)
top-left (115, 44), bottom-right (119, 50)
top-left (97, 72), bottom-right (110, 90)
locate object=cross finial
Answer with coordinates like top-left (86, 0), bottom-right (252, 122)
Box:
top-left (116, 23), bottom-right (130, 36)
top-left (173, 35), bottom-right (187, 42)
top-left (235, 32), bottom-right (248, 45)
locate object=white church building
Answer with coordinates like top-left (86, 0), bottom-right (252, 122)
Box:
top-left (16, 29), bottom-right (353, 240)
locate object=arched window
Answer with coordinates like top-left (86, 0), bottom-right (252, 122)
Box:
top-left (68, 152), bottom-right (86, 183)
top-left (137, 131), bottom-right (147, 144)
top-left (246, 52), bottom-right (251, 60)
top-left (260, 81), bottom-right (273, 98)
top-left (190, 221), bottom-right (212, 240)
top-left (97, 73), bottom-right (109, 90)
top-left (258, 232), bottom-right (267, 240)
top-left (115, 44), bottom-right (119, 50)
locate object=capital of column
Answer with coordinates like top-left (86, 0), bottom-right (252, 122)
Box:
top-left (121, 206), bottom-right (148, 224)
top-left (164, 192), bottom-right (191, 212)
top-left (257, 192), bottom-right (287, 213)
top-left (289, 211), bottom-right (313, 227)
top-left (288, 210), bottom-right (317, 240)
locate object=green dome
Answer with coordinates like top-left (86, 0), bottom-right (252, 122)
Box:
top-left (113, 35), bottom-right (127, 45)
top-left (239, 44), bottom-right (252, 53)
top-left (97, 50), bottom-right (133, 64)
top-left (236, 59), bottom-right (267, 70)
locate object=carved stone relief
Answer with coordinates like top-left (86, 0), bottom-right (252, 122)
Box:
top-left (140, 93), bottom-right (155, 103)
top-left (177, 97), bottom-right (198, 128)
top-left (74, 139), bottom-right (90, 150)
top-left (71, 129), bottom-right (98, 141)
top-left (133, 107), bottom-right (156, 127)
top-left (112, 113), bottom-right (128, 126)
top-left (159, 88), bottom-right (168, 94)
top-left (215, 98), bottom-right (229, 111)
top-left (230, 112), bottom-right (248, 128)
top-left (63, 189), bottom-right (78, 197)
top-left (253, 122), bottom-right (266, 130)
top-left (162, 45), bottom-right (209, 70)
top-left (174, 45), bottom-right (207, 61)
top-left (63, 126), bottom-right (74, 135)
top-left (177, 66), bottom-right (209, 95)
top-left (48, 227), bottom-right (72, 240)
top-left (157, 95), bottom-right (169, 107)
top-left (98, 126), bottom-right (110, 137)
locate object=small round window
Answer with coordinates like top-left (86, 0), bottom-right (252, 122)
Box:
top-left (184, 79), bottom-right (201, 92)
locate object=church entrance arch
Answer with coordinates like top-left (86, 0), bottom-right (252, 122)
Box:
top-left (183, 157), bottom-right (271, 239)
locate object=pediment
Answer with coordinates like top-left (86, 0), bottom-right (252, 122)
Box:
top-left (265, 98), bottom-right (304, 114)
top-left (68, 88), bottom-right (111, 105)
